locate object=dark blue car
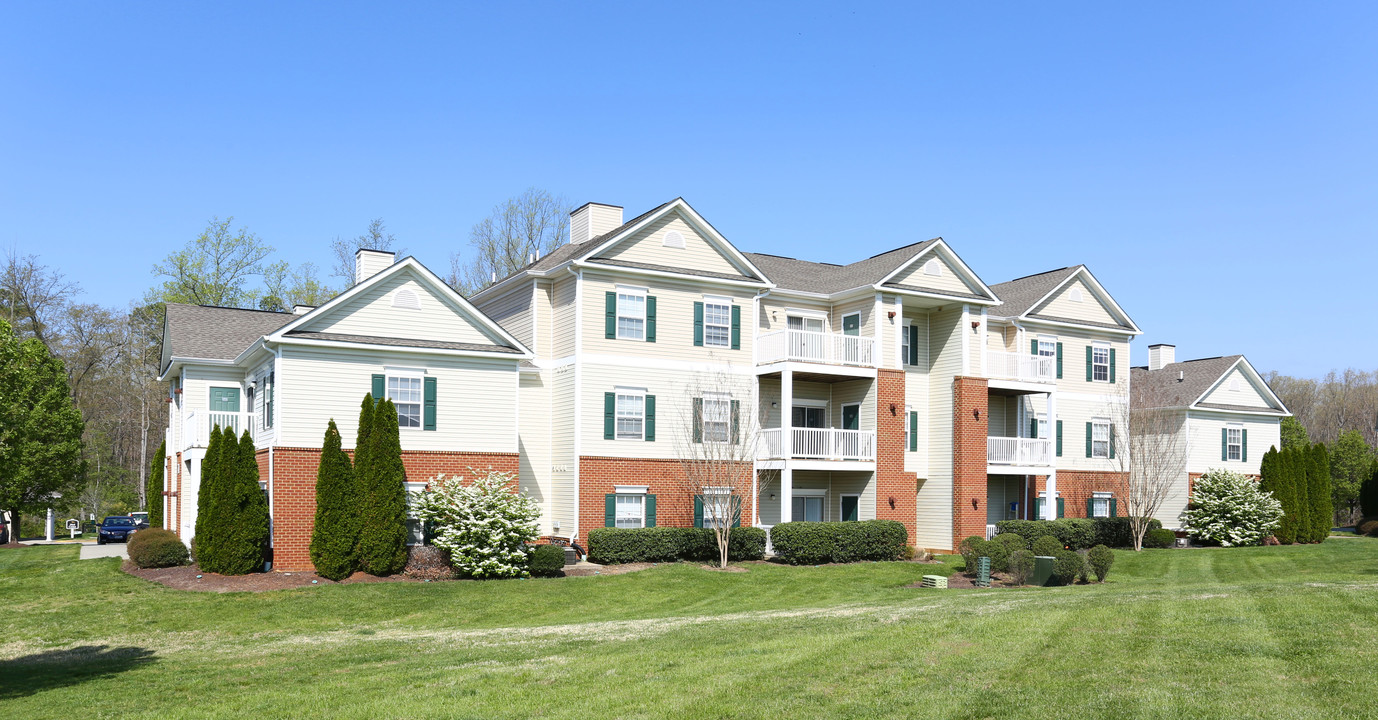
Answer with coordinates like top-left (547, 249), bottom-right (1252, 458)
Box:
top-left (97, 516), bottom-right (141, 545)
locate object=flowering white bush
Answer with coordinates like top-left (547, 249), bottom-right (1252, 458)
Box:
top-left (414, 469), bottom-right (540, 579)
top-left (1181, 468), bottom-right (1283, 547)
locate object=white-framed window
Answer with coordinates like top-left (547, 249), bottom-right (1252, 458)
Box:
top-left (792, 493), bottom-right (825, 522)
top-left (615, 494), bottom-right (645, 529)
top-left (1035, 413), bottom-right (1049, 440)
top-left (786, 314), bottom-right (825, 333)
top-left (703, 297), bottom-right (732, 348)
top-left (616, 287), bottom-right (646, 340)
top-left (387, 372), bottom-right (424, 429)
top-left (615, 389), bottom-right (645, 441)
top-left (901, 323), bottom-right (911, 364)
top-left (1092, 343), bottom-right (1110, 382)
top-left (1227, 425), bottom-right (1243, 461)
top-left (1091, 491), bottom-right (1112, 519)
top-left (904, 404), bottom-right (914, 451)
top-left (702, 393), bottom-right (730, 443)
top-left (1037, 337), bottom-right (1057, 358)
top-left (1092, 418), bottom-right (1111, 459)
top-left (702, 487), bottom-right (732, 526)
top-left (404, 482), bottom-right (428, 545)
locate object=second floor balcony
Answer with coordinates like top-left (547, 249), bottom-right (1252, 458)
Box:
top-left (987, 436), bottom-right (1053, 467)
top-left (182, 409), bottom-right (259, 450)
top-left (987, 351), bottom-right (1056, 383)
top-left (758, 427), bottom-right (876, 462)
top-left (758, 329), bottom-right (876, 367)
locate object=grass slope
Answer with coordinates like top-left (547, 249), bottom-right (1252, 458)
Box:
top-left (2, 543), bottom-right (1377, 719)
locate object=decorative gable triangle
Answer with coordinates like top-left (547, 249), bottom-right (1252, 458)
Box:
top-left (586, 204), bottom-right (763, 281)
top-left (1027, 268), bottom-right (1137, 330)
top-left (886, 246), bottom-right (986, 297)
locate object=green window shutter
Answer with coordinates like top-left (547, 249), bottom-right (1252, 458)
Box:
top-left (1221, 428), bottom-right (1227, 461)
top-left (1242, 429), bottom-right (1248, 462)
top-left (732, 497), bottom-right (741, 528)
top-left (645, 296), bottom-right (656, 342)
top-left (604, 392), bottom-right (615, 440)
top-left (693, 302), bottom-right (704, 346)
top-left (908, 326), bottom-right (919, 366)
top-left (1109, 425), bottom-right (1116, 459)
top-left (1085, 422), bottom-right (1093, 458)
top-left (1085, 345), bottom-right (1093, 382)
top-left (1029, 418), bottom-right (1038, 438)
top-left (692, 398), bottom-right (703, 443)
top-left (605, 291), bottom-right (617, 339)
top-left (1086, 498), bottom-right (1094, 518)
top-left (423, 377), bottom-right (437, 431)
top-left (693, 496), bottom-right (704, 528)
top-left (730, 400), bottom-right (741, 444)
top-left (1109, 348), bottom-right (1117, 383)
top-left (1057, 498), bottom-right (1065, 519)
top-left (1034, 497), bottom-right (1043, 520)
top-left (645, 495), bottom-right (656, 527)
top-left (371, 374), bottom-right (385, 406)
top-left (1056, 421), bottom-right (1063, 457)
top-left (1030, 339), bottom-right (1038, 355)
top-left (266, 373), bottom-right (275, 427)
top-left (1110, 498), bottom-right (1118, 518)
top-left (730, 305), bottom-right (741, 350)
top-left (908, 412), bottom-right (918, 451)
top-left (644, 395), bottom-right (655, 442)
top-left (604, 494), bottom-right (616, 527)
top-left (1056, 343), bottom-right (1063, 379)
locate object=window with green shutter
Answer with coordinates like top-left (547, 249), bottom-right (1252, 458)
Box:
top-left (605, 291), bottom-right (617, 339)
top-left (371, 374), bottom-right (385, 405)
top-left (730, 305), bottom-right (741, 350)
top-left (693, 302), bottom-right (704, 346)
top-left (645, 296), bottom-right (657, 342)
top-left (423, 377), bottom-right (437, 431)
top-left (1056, 420), bottom-right (1063, 457)
top-left (908, 411), bottom-right (918, 452)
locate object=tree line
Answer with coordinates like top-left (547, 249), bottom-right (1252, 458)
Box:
top-left (1267, 369), bottom-right (1378, 525)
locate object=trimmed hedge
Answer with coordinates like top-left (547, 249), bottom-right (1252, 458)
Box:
top-left (529, 544), bottom-right (567, 577)
top-left (586, 527), bottom-right (767, 564)
top-left (128, 528), bottom-right (189, 569)
top-left (1144, 528), bottom-right (1176, 549)
top-left (1031, 535), bottom-right (1065, 557)
top-left (770, 520), bottom-right (907, 565)
top-left (996, 517), bottom-right (1163, 549)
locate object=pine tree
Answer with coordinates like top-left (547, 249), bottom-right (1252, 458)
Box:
top-left (193, 426), bottom-right (224, 567)
top-left (202, 428), bottom-right (241, 572)
top-left (207, 430), bottom-right (269, 575)
top-left (148, 440), bottom-right (166, 529)
top-left (356, 399), bottom-right (409, 576)
top-left (1291, 446), bottom-right (1312, 544)
top-left (1309, 444), bottom-right (1332, 543)
top-left (354, 394), bottom-right (375, 480)
top-left (310, 420), bottom-right (359, 580)
top-left (1258, 447), bottom-right (1282, 542)
top-left (1275, 447), bottom-right (1299, 544)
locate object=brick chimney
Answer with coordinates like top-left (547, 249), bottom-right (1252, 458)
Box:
top-left (569, 202), bottom-right (623, 244)
top-left (1148, 344), bottom-right (1175, 371)
top-left (355, 249), bottom-right (395, 284)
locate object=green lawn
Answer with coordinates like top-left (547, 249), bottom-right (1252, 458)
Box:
top-left (3, 542), bottom-right (1377, 719)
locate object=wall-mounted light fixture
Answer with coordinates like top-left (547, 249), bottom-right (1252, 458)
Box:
top-left (887, 311), bottom-right (896, 320)
top-left (971, 498), bottom-right (979, 510)
top-left (888, 497), bottom-right (895, 509)
top-left (973, 408), bottom-right (981, 420)
top-left (889, 403), bottom-right (896, 415)
top-left (971, 321), bottom-right (980, 330)
top-left (772, 401), bottom-right (779, 409)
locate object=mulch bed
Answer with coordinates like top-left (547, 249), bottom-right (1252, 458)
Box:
top-left (903, 571), bottom-right (1023, 590)
top-left (123, 560), bottom-right (654, 592)
top-left (0, 542), bottom-right (31, 550)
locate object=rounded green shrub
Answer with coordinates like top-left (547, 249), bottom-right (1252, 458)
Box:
top-left (1052, 549), bottom-right (1084, 585)
top-left (1144, 528), bottom-right (1176, 549)
top-left (1357, 518), bottom-right (1378, 537)
top-left (1007, 549), bottom-right (1035, 585)
top-left (978, 538), bottom-right (1011, 573)
top-left (128, 528), bottom-right (189, 569)
top-left (958, 535), bottom-right (983, 571)
top-left (529, 544), bottom-right (567, 577)
top-left (993, 532), bottom-right (1027, 553)
top-left (1086, 544), bottom-right (1115, 582)
top-left (1031, 535), bottom-right (1064, 557)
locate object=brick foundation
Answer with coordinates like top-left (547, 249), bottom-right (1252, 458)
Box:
top-left (952, 376), bottom-right (990, 544)
top-left (1029, 471), bottom-right (1128, 518)
top-left (876, 369), bottom-right (919, 543)
top-left (267, 447), bottom-right (519, 572)
top-left (576, 456), bottom-right (754, 538)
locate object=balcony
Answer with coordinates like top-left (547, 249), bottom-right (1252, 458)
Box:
top-left (987, 436), bottom-right (1053, 467)
top-left (987, 351), bottom-right (1055, 383)
top-left (758, 427), bottom-right (876, 461)
top-left (182, 409), bottom-right (258, 450)
top-left (757, 330), bottom-right (876, 367)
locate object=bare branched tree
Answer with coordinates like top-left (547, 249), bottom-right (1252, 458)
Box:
top-left (673, 372), bottom-right (761, 568)
top-left (449, 188), bottom-right (570, 296)
top-left (1, 250), bottom-right (82, 348)
top-left (1121, 384), bottom-right (1190, 551)
top-left (329, 218), bottom-right (404, 288)
top-left (1265, 368), bottom-right (1378, 449)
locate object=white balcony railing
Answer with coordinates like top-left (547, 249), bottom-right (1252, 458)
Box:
top-left (182, 409), bottom-right (257, 450)
top-left (987, 436), bottom-right (1053, 466)
top-left (757, 427), bottom-right (876, 461)
top-left (757, 330), bottom-right (876, 367)
top-left (987, 351), bottom-right (1056, 382)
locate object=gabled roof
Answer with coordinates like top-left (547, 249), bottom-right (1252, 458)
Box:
top-left (989, 264), bottom-right (1141, 333)
top-left (161, 304), bottom-right (294, 371)
top-left (1131, 355), bottom-right (1289, 415)
top-left (744, 238), bottom-right (997, 302)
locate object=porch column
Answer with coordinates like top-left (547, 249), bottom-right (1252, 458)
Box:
top-left (780, 367), bottom-right (793, 523)
top-left (1044, 391), bottom-right (1057, 520)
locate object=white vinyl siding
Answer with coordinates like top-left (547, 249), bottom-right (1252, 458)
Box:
top-left (580, 272), bottom-right (754, 362)
top-left (552, 275), bottom-right (578, 358)
top-left (472, 284), bottom-right (533, 349)
top-left (597, 213), bottom-right (747, 278)
top-left (1033, 276), bottom-right (1123, 326)
top-left (888, 251), bottom-right (982, 296)
top-left (300, 271), bottom-right (499, 346)
top-left (921, 305), bottom-right (962, 550)
top-left (1199, 366), bottom-right (1276, 409)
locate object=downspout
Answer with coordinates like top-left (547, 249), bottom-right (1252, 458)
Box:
top-left (568, 266), bottom-right (583, 546)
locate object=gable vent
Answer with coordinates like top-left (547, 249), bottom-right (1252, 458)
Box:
top-left (923, 259), bottom-right (941, 276)
top-left (393, 288), bottom-right (421, 310)
top-left (663, 230), bottom-right (685, 248)
top-left (1069, 287), bottom-right (1084, 302)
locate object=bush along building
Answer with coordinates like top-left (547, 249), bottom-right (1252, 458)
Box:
top-left (157, 197), bottom-right (1288, 571)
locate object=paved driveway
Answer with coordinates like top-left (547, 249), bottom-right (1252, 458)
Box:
top-left (79, 543), bottom-right (129, 560)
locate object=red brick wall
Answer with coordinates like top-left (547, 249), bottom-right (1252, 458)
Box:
top-left (952, 376), bottom-right (989, 544)
top-left (267, 447), bottom-right (519, 572)
top-left (1029, 471), bottom-right (1128, 518)
top-left (875, 369), bottom-right (919, 543)
top-left (577, 456), bottom-right (755, 538)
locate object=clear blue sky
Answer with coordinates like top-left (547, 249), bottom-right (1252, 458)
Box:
top-left (2, 2), bottom-right (1374, 377)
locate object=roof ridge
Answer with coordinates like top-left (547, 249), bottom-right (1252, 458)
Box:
top-left (188, 303), bottom-right (291, 315)
top-left (993, 266), bottom-right (1077, 286)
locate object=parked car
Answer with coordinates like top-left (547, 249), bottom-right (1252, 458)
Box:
top-left (130, 511), bottom-right (149, 527)
top-left (96, 516), bottom-right (140, 545)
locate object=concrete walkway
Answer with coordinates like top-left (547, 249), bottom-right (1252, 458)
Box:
top-left (79, 543), bottom-right (129, 560)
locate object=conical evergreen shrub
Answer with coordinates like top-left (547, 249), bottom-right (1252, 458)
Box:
top-left (194, 426), bottom-right (224, 568)
top-left (310, 420), bottom-right (359, 580)
top-left (354, 394), bottom-right (375, 481)
top-left (1309, 444), bottom-right (1332, 543)
top-left (201, 428), bottom-right (241, 573)
top-left (1291, 446), bottom-right (1312, 544)
top-left (357, 398), bottom-right (409, 576)
top-left (1258, 447), bottom-right (1284, 542)
top-left (148, 440), bottom-right (165, 529)
top-left (205, 430), bottom-right (269, 575)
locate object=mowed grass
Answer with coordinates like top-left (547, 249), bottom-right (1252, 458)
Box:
top-left (3, 542), bottom-right (1377, 719)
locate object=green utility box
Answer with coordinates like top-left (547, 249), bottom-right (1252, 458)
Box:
top-left (1033, 556), bottom-right (1056, 586)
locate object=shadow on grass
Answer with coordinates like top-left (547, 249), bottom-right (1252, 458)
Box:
top-left (0, 645), bottom-right (157, 700)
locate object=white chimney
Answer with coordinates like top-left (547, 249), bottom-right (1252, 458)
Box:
top-left (292, 304), bottom-right (315, 315)
top-left (355, 248), bottom-right (395, 285)
top-left (1148, 344), bottom-right (1176, 371)
top-left (569, 202), bottom-right (623, 244)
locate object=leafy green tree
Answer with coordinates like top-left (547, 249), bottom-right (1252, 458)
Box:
top-left (1328, 431), bottom-right (1376, 522)
top-left (1308, 444), bottom-right (1332, 542)
top-left (207, 430), bottom-right (269, 575)
top-left (310, 420), bottom-right (359, 580)
top-left (193, 426), bottom-right (225, 567)
top-left (149, 217), bottom-right (275, 308)
top-left (1361, 461), bottom-right (1378, 519)
top-left (147, 441), bottom-right (165, 528)
top-left (357, 399), bottom-right (409, 576)
top-left (1279, 416), bottom-right (1310, 449)
top-left (0, 319), bottom-right (86, 541)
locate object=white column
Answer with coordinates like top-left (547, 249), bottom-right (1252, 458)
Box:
top-left (780, 367), bottom-right (794, 523)
top-left (894, 296), bottom-right (905, 368)
top-left (1044, 391), bottom-right (1057, 520)
top-left (46, 507), bottom-right (55, 541)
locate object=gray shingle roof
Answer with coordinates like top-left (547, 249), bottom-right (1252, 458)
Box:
top-left (1131, 356), bottom-right (1247, 410)
top-left (988, 266), bottom-right (1082, 317)
top-left (585, 257), bottom-right (760, 282)
top-left (163, 303), bottom-right (295, 363)
top-left (744, 240), bottom-right (945, 294)
top-left (283, 331), bottom-right (522, 353)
